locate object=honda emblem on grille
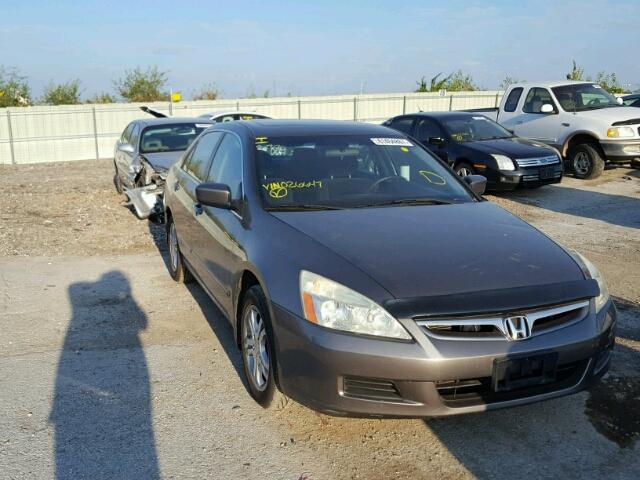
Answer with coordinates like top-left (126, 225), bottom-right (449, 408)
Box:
top-left (504, 315), bottom-right (531, 340)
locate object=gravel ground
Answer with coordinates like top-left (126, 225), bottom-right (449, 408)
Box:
top-left (0, 160), bottom-right (639, 479)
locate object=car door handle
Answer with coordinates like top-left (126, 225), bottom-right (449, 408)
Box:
top-left (173, 182), bottom-right (181, 191)
top-left (193, 203), bottom-right (203, 216)
top-left (562, 123), bottom-right (570, 127)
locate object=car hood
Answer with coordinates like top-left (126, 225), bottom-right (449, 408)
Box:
top-left (272, 202), bottom-right (584, 299)
top-left (574, 107), bottom-right (640, 125)
top-left (141, 151), bottom-right (184, 172)
top-left (461, 137), bottom-right (556, 158)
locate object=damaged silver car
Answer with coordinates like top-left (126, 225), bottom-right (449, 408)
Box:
top-left (113, 118), bottom-right (215, 219)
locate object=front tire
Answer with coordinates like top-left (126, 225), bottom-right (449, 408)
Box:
top-left (454, 162), bottom-right (474, 177)
top-left (569, 144), bottom-right (605, 179)
top-left (240, 286), bottom-right (289, 410)
top-left (166, 216), bottom-right (193, 283)
top-left (113, 162), bottom-right (124, 194)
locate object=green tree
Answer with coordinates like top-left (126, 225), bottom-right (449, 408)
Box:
top-left (446, 70), bottom-right (478, 91)
top-left (594, 72), bottom-right (626, 94)
top-left (86, 92), bottom-right (117, 104)
top-left (41, 79), bottom-right (82, 105)
top-left (415, 73), bottom-right (451, 92)
top-left (566, 60), bottom-right (585, 81)
top-left (114, 66), bottom-right (168, 102)
top-left (499, 76), bottom-right (522, 90)
top-left (0, 66), bottom-right (31, 107)
top-left (192, 83), bottom-right (219, 101)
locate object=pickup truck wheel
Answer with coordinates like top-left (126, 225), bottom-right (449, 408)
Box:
top-left (455, 162), bottom-right (474, 177)
top-left (570, 144), bottom-right (605, 179)
top-left (166, 217), bottom-right (193, 283)
top-left (631, 159), bottom-right (640, 169)
top-left (113, 162), bottom-right (124, 194)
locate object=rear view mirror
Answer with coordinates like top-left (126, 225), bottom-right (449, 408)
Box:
top-left (540, 104), bottom-right (554, 114)
top-left (463, 175), bottom-right (487, 196)
top-left (428, 137), bottom-right (445, 147)
top-left (196, 183), bottom-right (232, 209)
top-left (118, 143), bottom-right (134, 153)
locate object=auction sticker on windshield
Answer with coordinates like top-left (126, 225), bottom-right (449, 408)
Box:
top-left (370, 138), bottom-right (414, 147)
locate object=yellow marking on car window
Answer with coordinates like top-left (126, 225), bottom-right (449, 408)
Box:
top-left (255, 136), bottom-right (268, 144)
top-left (419, 170), bottom-right (447, 185)
top-left (400, 146), bottom-right (409, 153)
top-left (262, 180), bottom-right (323, 199)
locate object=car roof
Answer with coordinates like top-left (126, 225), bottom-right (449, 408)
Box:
top-left (200, 110), bottom-right (270, 117)
top-left (396, 111), bottom-right (490, 121)
top-left (137, 117), bottom-right (216, 127)
top-left (510, 80), bottom-right (600, 89)
top-left (222, 119), bottom-right (401, 137)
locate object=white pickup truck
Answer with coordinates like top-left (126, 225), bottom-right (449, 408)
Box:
top-left (474, 81), bottom-right (640, 178)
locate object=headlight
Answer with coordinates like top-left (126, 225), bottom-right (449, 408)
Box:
top-left (491, 154), bottom-right (515, 171)
top-left (300, 270), bottom-right (411, 340)
top-left (570, 251), bottom-right (610, 313)
top-left (607, 126), bottom-right (634, 138)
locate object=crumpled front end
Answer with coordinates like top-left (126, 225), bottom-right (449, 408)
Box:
top-left (125, 158), bottom-right (167, 220)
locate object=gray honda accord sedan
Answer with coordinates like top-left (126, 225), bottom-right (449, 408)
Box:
top-left (163, 119), bottom-right (616, 417)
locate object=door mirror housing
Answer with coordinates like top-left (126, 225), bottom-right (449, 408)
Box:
top-left (540, 104), bottom-right (555, 114)
top-left (463, 175), bottom-right (487, 196)
top-left (196, 183), bottom-right (232, 209)
top-left (118, 143), bottom-right (135, 153)
top-left (428, 137), bottom-right (446, 147)
top-left (616, 97), bottom-right (624, 105)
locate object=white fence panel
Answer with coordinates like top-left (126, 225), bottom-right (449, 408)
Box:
top-left (0, 91), bottom-right (503, 164)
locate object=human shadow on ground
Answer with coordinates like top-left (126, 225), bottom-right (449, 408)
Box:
top-left (50, 271), bottom-right (160, 479)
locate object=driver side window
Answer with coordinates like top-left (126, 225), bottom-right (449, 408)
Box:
top-left (523, 88), bottom-right (555, 114)
top-left (415, 118), bottom-right (443, 143)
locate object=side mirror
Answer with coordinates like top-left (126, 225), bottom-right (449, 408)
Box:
top-left (616, 97), bottom-right (624, 105)
top-left (428, 137), bottom-right (446, 147)
top-left (463, 175), bottom-right (487, 196)
top-left (196, 183), bottom-right (232, 209)
top-left (540, 104), bottom-right (555, 114)
top-left (118, 143), bottom-right (135, 153)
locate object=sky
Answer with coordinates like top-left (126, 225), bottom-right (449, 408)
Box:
top-left (1, 0), bottom-right (638, 100)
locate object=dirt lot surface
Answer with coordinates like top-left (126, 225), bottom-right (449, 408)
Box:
top-left (1, 160), bottom-right (639, 479)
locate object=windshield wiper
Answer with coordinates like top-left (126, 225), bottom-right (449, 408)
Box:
top-left (265, 204), bottom-right (344, 211)
top-left (352, 198), bottom-right (454, 208)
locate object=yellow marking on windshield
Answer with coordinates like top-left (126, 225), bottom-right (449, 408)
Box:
top-left (255, 136), bottom-right (268, 144)
top-left (419, 170), bottom-right (447, 185)
top-left (262, 180), bottom-right (323, 199)
top-left (400, 146), bottom-right (409, 153)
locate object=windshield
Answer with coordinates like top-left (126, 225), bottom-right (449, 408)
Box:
top-left (441, 116), bottom-right (513, 142)
top-left (140, 123), bottom-right (211, 153)
top-left (552, 83), bottom-right (620, 112)
top-left (255, 135), bottom-right (475, 210)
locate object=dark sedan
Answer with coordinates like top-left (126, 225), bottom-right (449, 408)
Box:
top-left (383, 112), bottom-right (563, 190)
top-left (163, 119), bottom-right (615, 417)
top-left (622, 94), bottom-right (640, 108)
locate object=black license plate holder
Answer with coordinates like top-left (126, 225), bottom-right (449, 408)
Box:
top-left (539, 167), bottom-right (555, 180)
top-left (492, 352), bottom-right (559, 393)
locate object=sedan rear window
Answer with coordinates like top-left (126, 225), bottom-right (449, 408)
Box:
top-left (255, 135), bottom-right (474, 210)
top-left (140, 123), bottom-right (211, 153)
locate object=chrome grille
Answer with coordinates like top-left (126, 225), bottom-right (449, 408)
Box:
top-left (416, 300), bottom-right (589, 341)
top-left (515, 155), bottom-right (560, 168)
top-left (522, 171), bottom-right (562, 182)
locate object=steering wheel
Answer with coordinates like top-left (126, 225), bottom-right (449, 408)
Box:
top-left (587, 98), bottom-right (601, 106)
top-left (367, 175), bottom-right (408, 192)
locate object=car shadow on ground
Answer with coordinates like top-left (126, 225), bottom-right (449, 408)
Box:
top-left (50, 271), bottom-right (160, 479)
top-left (424, 295), bottom-right (640, 478)
top-left (147, 219), bottom-right (247, 388)
top-left (492, 181), bottom-right (640, 229)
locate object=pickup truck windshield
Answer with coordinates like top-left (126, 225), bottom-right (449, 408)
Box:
top-left (255, 135), bottom-right (474, 210)
top-left (441, 116), bottom-right (513, 143)
top-left (551, 83), bottom-right (620, 112)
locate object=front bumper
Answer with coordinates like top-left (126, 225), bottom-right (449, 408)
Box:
top-left (600, 139), bottom-right (640, 162)
top-left (272, 301), bottom-right (616, 417)
top-left (481, 163), bottom-right (563, 191)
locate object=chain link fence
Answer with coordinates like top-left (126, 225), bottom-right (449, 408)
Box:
top-left (0, 91), bottom-right (502, 165)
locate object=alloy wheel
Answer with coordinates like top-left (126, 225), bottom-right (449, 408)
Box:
top-left (169, 222), bottom-right (179, 272)
top-left (457, 166), bottom-right (472, 177)
top-left (573, 151), bottom-right (591, 176)
top-left (243, 306), bottom-right (270, 391)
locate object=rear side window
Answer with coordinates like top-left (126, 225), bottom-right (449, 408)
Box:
top-left (129, 124), bottom-right (140, 149)
top-left (388, 117), bottom-right (414, 135)
top-left (185, 132), bottom-right (223, 181)
top-left (121, 123), bottom-right (134, 143)
top-left (523, 88), bottom-right (555, 114)
top-left (503, 87), bottom-right (523, 112)
top-left (207, 134), bottom-right (242, 200)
